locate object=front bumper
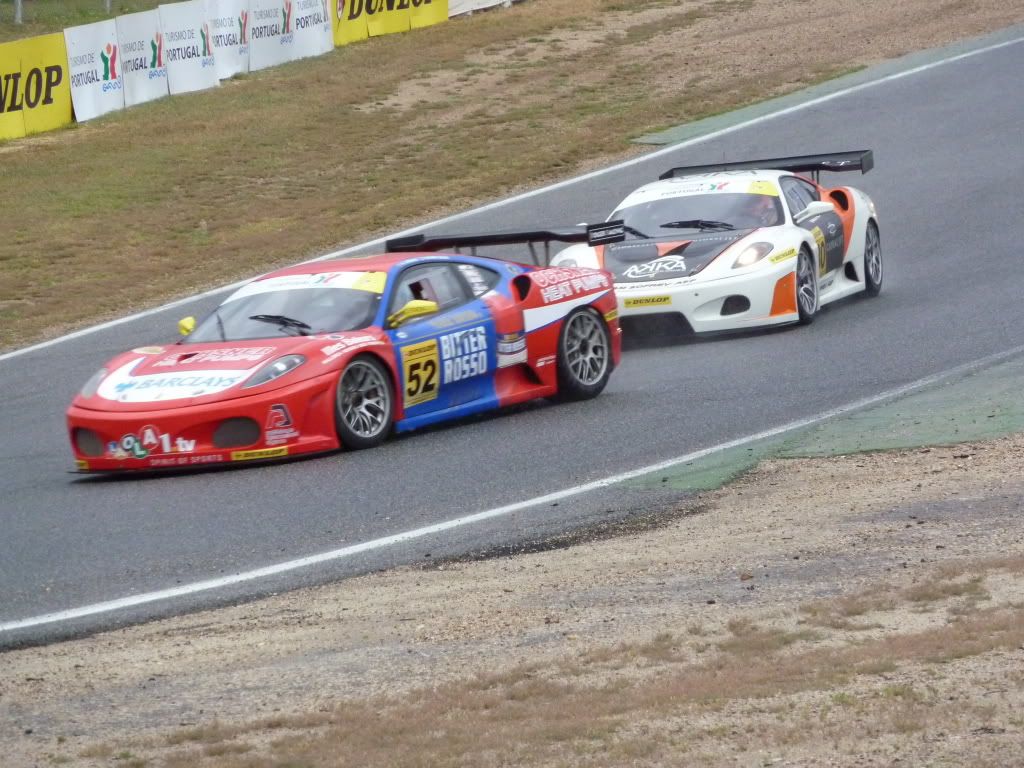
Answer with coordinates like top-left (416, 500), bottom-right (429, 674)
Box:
top-left (615, 259), bottom-right (799, 334)
top-left (67, 373), bottom-right (340, 472)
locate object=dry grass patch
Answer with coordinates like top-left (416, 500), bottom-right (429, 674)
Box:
top-left (133, 561), bottom-right (1024, 767)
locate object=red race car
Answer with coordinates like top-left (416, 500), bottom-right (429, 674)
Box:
top-left (67, 224), bottom-right (624, 472)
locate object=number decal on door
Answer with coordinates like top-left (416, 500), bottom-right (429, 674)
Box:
top-left (811, 226), bottom-right (827, 276)
top-left (400, 339), bottom-right (440, 407)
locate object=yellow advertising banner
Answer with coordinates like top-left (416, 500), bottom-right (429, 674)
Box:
top-left (365, 0), bottom-right (410, 38)
top-left (0, 40), bottom-right (26, 141)
top-left (334, 0), bottom-right (369, 46)
top-left (410, 0), bottom-right (447, 30)
top-left (0, 34), bottom-right (72, 141)
top-left (19, 33), bottom-right (72, 137)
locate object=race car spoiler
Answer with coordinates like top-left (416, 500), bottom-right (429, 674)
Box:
top-left (385, 221), bottom-right (626, 265)
top-left (659, 150), bottom-right (874, 183)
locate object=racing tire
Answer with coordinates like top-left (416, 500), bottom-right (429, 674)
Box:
top-left (552, 308), bottom-right (612, 402)
top-left (334, 355), bottom-right (393, 450)
top-left (796, 247), bottom-right (819, 325)
top-left (863, 221), bottom-right (883, 297)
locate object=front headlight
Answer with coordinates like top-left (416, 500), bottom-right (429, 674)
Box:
top-left (80, 368), bottom-right (107, 398)
top-left (244, 355), bottom-right (305, 389)
top-left (732, 242), bottom-right (774, 269)
top-left (557, 257), bottom-right (578, 267)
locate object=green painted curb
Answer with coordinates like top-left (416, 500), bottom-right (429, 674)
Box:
top-left (626, 353), bottom-right (1024, 492)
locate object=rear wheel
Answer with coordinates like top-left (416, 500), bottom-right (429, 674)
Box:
top-left (553, 308), bottom-right (612, 401)
top-left (334, 356), bottom-right (393, 450)
top-left (796, 247), bottom-right (818, 325)
top-left (864, 221), bottom-right (883, 296)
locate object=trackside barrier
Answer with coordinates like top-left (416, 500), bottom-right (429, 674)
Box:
top-left (205, 0), bottom-right (250, 79)
top-left (64, 20), bottom-right (124, 122)
top-left (2, 0), bottom-right (525, 139)
top-left (0, 33), bottom-right (72, 140)
top-left (160, 0), bottom-right (219, 95)
top-left (115, 10), bottom-right (169, 107)
top-left (449, 0), bottom-right (511, 15)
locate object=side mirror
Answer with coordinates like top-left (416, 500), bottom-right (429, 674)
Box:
top-left (793, 200), bottom-right (835, 224)
top-left (387, 299), bottom-right (438, 329)
top-left (178, 316), bottom-right (196, 336)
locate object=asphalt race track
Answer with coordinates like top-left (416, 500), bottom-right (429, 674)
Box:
top-left (2, 32), bottom-right (1022, 646)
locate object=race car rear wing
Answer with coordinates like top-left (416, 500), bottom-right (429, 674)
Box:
top-left (385, 220), bottom-right (625, 266)
top-left (658, 149), bottom-right (874, 183)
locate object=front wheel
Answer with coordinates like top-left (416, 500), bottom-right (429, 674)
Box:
top-left (334, 355), bottom-right (393, 450)
top-left (553, 308), bottom-right (612, 402)
top-left (796, 247), bottom-right (819, 325)
top-left (864, 221), bottom-right (882, 296)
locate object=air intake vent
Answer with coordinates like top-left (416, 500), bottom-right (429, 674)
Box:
top-left (721, 295), bottom-right (751, 316)
top-left (73, 428), bottom-right (105, 457)
top-left (213, 417), bottom-right (260, 448)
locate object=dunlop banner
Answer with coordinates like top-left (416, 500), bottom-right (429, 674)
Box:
top-left (333, 0), bottom-right (368, 46)
top-left (0, 34), bottom-right (72, 140)
top-left (410, 0), bottom-right (447, 29)
top-left (159, 0), bottom-right (220, 95)
top-left (116, 10), bottom-right (170, 107)
top-left (364, 0), bottom-right (410, 37)
top-left (205, 0), bottom-right (251, 79)
top-left (0, 40), bottom-right (26, 140)
top-left (292, 0), bottom-right (333, 60)
top-left (249, 0), bottom-right (296, 71)
top-left (64, 20), bottom-right (125, 122)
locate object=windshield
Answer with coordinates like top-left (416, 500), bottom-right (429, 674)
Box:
top-left (187, 286), bottom-right (381, 342)
top-left (613, 193), bottom-right (783, 236)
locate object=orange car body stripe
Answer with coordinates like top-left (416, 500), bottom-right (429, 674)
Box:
top-left (770, 272), bottom-right (798, 316)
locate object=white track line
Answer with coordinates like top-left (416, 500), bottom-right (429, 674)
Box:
top-left (4, 343), bottom-right (1024, 633)
top-left (2, 33), bottom-right (1021, 366)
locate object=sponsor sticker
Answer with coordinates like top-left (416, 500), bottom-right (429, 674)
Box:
top-left (624, 296), bottom-right (671, 308)
top-left (440, 326), bottom-right (488, 384)
top-left (769, 247), bottom-right (797, 264)
top-left (497, 331), bottom-right (527, 368)
top-left (108, 425), bottom-right (197, 459)
top-left (536, 271), bottom-right (610, 304)
top-left (401, 339), bottom-right (441, 407)
top-left (604, 309), bottom-right (618, 322)
top-left (265, 403), bottom-right (300, 446)
top-left (75, 459), bottom-right (89, 470)
top-left (231, 446), bottom-right (289, 461)
top-left (132, 346), bottom-right (165, 354)
top-left (622, 255), bottom-right (687, 280)
top-left (748, 180), bottom-right (779, 196)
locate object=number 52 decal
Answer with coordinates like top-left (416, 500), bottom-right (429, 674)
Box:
top-left (400, 339), bottom-right (440, 407)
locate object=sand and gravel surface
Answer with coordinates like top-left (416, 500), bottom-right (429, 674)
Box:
top-left (4, 434), bottom-right (1024, 766)
top-left (3, 0), bottom-right (1024, 765)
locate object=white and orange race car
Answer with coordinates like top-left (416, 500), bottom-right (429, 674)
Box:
top-left (552, 150), bottom-right (881, 336)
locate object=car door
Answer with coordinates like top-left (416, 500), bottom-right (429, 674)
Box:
top-left (385, 262), bottom-right (498, 422)
top-left (781, 175), bottom-right (845, 276)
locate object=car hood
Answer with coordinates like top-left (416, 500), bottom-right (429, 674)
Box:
top-left (74, 331), bottom-right (388, 412)
top-left (604, 231), bottom-right (752, 283)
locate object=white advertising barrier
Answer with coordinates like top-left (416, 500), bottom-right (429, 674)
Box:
top-left (159, 1), bottom-right (219, 95)
top-left (449, 0), bottom-right (509, 16)
top-left (205, 0), bottom-right (250, 78)
top-left (115, 10), bottom-right (170, 107)
top-left (63, 20), bottom-right (125, 121)
top-left (292, 0), bottom-right (332, 60)
top-left (248, 0), bottom-right (295, 71)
